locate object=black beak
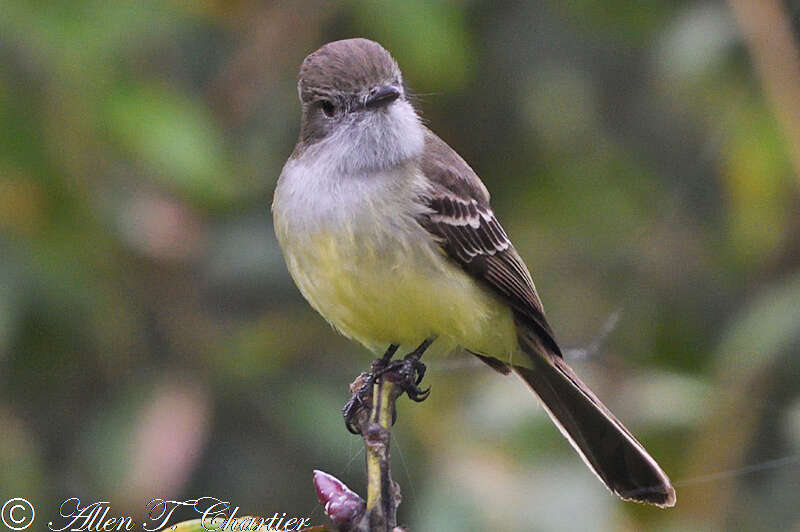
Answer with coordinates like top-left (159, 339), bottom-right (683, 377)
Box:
top-left (365, 85), bottom-right (401, 108)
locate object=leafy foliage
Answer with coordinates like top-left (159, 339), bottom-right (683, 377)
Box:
top-left (1, 1), bottom-right (799, 531)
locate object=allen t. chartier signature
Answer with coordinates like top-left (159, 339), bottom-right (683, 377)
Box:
top-left (45, 497), bottom-right (312, 531)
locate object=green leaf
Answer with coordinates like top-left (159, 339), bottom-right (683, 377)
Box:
top-left (103, 82), bottom-right (237, 205)
top-left (158, 519), bottom-right (207, 532)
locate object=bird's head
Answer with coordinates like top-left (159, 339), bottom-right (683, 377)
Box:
top-left (296, 38), bottom-right (424, 172)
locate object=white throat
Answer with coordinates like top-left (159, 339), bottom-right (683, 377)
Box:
top-left (302, 99), bottom-right (425, 176)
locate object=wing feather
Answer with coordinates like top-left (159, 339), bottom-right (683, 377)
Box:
top-left (417, 131), bottom-right (561, 356)
top-left (414, 131), bottom-right (675, 507)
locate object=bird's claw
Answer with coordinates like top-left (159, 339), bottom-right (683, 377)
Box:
top-left (342, 392), bottom-right (368, 434)
top-left (342, 367), bottom-right (385, 434)
top-left (395, 356), bottom-right (430, 402)
top-left (342, 350), bottom-right (431, 434)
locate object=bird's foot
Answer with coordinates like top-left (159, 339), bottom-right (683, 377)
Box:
top-left (384, 352), bottom-right (430, 403)
top-left (342, 341), bottom-right (433, 434)
top-left (342, 346), bottom-right (398, 434)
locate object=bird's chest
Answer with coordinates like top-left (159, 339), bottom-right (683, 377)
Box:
top-left (273, 162), bottom-right (517, 356)
top-left (276, 167), bottom-right (429, 270)
top-left (274, 167), bottom-right (443, 346)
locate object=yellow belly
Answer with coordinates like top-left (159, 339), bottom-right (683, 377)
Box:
top-left (282, 226), bottom-right (518, 358)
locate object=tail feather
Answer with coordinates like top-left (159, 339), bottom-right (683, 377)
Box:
top-left (513, 332), bottom-right (676, 507)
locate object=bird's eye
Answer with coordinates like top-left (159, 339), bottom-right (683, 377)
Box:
top-left (320, 100), bottom-right (336, 118)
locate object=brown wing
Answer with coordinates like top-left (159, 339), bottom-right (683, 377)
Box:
top-left (418, 130), bottom-right (562, 357)
top-left (416, 135), bottom-right (676, 507)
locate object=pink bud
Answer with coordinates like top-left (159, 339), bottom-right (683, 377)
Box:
top-left (313, 470), bottom-right (365, 524)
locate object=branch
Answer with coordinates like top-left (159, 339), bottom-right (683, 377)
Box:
top-left (313, 373), bottom-right (407, 532)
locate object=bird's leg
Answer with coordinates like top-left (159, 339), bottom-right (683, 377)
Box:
top-left (342, 344), bottom-right (399, 434)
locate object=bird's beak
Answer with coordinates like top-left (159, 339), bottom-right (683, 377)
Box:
top-left (365, 85), bottom-right (402, 109)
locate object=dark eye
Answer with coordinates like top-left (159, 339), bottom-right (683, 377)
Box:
top-left (320, 100), bottom-right (336, 118)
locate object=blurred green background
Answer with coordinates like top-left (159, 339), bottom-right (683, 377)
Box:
top-left (2, 1), bottom-right (800, 530)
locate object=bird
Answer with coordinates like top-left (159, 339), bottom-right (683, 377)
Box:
top-left (272, 38), bottom-right (675, 508)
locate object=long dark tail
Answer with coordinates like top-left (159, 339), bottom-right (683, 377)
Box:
top-left (511, 329), bottom-right (676, 507)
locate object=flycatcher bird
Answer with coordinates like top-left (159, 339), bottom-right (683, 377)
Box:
top-left (272, 38), bottom-right (675, 507)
